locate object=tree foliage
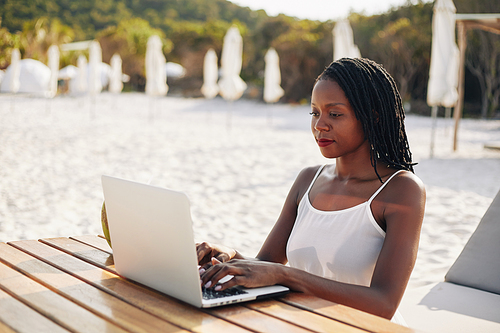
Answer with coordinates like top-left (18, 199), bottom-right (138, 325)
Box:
top-left (97, 17), bottom-right (169, 89)
top-left (19, 17), bottom-right (74, 63)
top-left (0, 20), bottom-right (19, 69)
top-left (269, 18), bottom-right (333, 102)
top-left (455, 0), bottom-right (500, 118)
top-left (0, 0), bottom-right (499, 114)
top-left (351, 1), bottom-right (433, 104)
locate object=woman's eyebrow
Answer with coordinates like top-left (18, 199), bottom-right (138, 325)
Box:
top-left (311, 102), bottom-right (347, 107)
top-left (325, 102), bottom-right (347, 107)
top-left (310, 102), bottom-right (348, 108)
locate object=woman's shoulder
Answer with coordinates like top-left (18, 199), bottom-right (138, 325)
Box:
top-left (290, 164), bottom-right (329, 204)
top-left (390, 169), bottom-right (425, 188)
top-left (298, 164), bottom-right (324, 178)
top-left (383, 169), bottom-right (426, 205)
top-left (295, 164), bottom-right (332, 185)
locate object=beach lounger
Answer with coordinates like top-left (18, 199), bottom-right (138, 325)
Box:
top-left (399, 189), bottom-right (500, 332)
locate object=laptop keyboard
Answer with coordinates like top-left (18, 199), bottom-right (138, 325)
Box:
top-left (202, 286), bottom-right (248, 300)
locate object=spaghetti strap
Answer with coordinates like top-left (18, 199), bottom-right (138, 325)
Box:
top-left (305, 165), bottom-right (326, 195)
top-left (367, 170), bottom-right (405, 204)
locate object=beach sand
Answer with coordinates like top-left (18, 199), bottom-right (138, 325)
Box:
top-left (1, 93), bottom-right (499, 289)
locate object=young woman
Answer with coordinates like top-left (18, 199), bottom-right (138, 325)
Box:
top-left (197, 58), bottom-right (426, 324)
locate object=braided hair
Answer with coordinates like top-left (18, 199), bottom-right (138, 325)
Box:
top-left (316, 58), bottom-right (415, 181)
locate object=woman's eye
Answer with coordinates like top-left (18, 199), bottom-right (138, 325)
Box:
top-left (309, 111), bottom-right (319, 116)
top-left (330, 113), bottom-right (340, 117)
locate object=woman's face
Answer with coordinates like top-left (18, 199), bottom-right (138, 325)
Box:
top-left (310, 79), bottom-right (368, 159)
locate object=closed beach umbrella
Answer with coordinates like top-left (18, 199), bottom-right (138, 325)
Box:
top-left (77, 55), bottom-right (87, 93)
top-left (333, 19), bottom-right (361, 61)
top-left (427, 0), bottom-right (459, 157)
top-left (201, 48), bottom-right (219, 99)
top-left (109, 53), bottom-right (123, 93)
top-left (88, 40), bottom-right (102, 95)
top-left (218, 25), bottom-right (247, 101)
top-left (99, 62), bottom-right (112, 88)
top-left (1, 48), bottom-right (21, 93)
top-left (145, 35), bottom-right (168, 96)
top-left (427, 0), bottom-right (459, 108)
top-left (263, 47), bottom-right (284, 103)
top-left (48, 45), bottom-right (59, 98)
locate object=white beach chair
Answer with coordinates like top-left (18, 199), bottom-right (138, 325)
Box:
top-left (399, 189), bottom-right (500, 332)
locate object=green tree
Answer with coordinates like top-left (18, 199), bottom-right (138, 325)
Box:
top-left (0, 19), bottom-right (19, 69)
top-left (19, 17), bottom-right (74, 63)
top-left (97, 17), bottom-right (170, 90)
top-left (352, 1), bottom-right (432, 104)
top-left (0, 0), bottom-right (450, 105)
top-left (0, 0), bottom-right (58, 33)
top-left (370, 17), bottom-right (429, 101)
top-left (243, 15), bottom-right (294, 86)
top-left (455, 0), bottom-right (500, 118)
top-left (272, 18), bottom-right (333, 102)
top-left (164, 19), bottom-right (233, 77)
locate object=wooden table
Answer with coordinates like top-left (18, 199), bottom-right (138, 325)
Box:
top-left (0, 235), bottom-right (414, 333)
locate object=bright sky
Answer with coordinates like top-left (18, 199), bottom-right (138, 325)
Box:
top-left (229, 0), bottom-right (432, 21)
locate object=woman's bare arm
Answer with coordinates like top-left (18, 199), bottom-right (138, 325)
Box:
top-left (197, 166), bottom-right (319, 267)
top-left (200, 171), bottom-right (425, 319)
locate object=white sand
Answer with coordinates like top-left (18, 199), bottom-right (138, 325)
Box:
top-left (1, 93), bottom-right (499, 289)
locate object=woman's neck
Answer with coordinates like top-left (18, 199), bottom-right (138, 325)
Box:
top-left (334, 151), bottom-right (392, 182)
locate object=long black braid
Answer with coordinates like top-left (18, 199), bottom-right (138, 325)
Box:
top-left (316, 58), bottom-right (415, 182)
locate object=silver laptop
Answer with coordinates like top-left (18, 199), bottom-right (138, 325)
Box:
top-left (101, 175), bottom-right (289, 308)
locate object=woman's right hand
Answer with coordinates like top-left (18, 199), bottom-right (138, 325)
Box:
top-left (196, 242), bottom-right (237, 270)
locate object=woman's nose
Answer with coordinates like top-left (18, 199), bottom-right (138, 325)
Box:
top-left (314, 115), bottom-right (330, 132)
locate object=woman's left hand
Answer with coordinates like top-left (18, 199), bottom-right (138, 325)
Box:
top-left (200, 257), bottom-right (285, 291)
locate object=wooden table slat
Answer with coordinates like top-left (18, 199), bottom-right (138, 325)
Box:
top-left (207, 304), bottom-right (315, 333)
top-left (1, 235), bottom-right (411, 333)
top-left (41, 237), bottom-right (332, 333)
top-left (281, 293), bottom-right (415, 333)
top-left (9, 239), bottom-right (253, 333)
top-left (71, 234), bottom-right (112, 255)
top-left (0, 243), bottom-right (189, 333)
top-left (71, 235), bottom-right (412, 333)
top-left (0, 257), bottom-right (125, 333)
top-left (0, 287), bottom-right (69, 333)
top-left (246, 298), bottom-right (368, 333)
top-left (0, 317), bottom-right (17, 333)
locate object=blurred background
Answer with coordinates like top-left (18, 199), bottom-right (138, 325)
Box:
top-left (0, 0), bottom-right (499, 117)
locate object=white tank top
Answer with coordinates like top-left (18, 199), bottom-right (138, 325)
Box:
top-left (286, 165), bottom-right (408, 325)
top-left (287, 165), bottom-right (403, 286)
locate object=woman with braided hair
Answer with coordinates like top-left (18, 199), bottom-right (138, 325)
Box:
top-left (197, 58), bottom-right (425, 325)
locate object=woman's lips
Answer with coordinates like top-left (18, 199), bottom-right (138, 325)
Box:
top-left (317, 139), bottom-right (334, 147)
